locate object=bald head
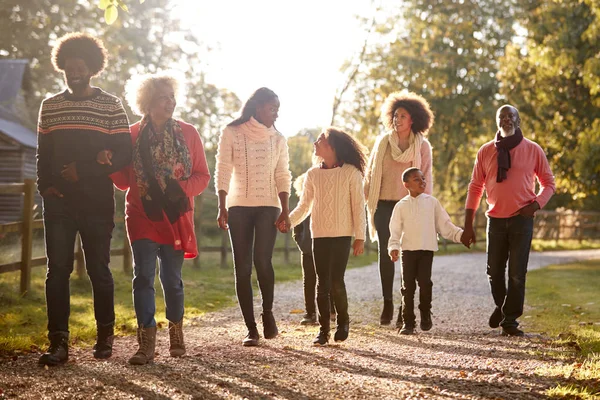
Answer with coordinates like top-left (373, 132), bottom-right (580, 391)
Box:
top-left (496, 105), bottom-right (521, 137)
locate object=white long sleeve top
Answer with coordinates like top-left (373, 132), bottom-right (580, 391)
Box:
top-left (215, 117), bottom-right (292, 208)
top-left (388, 193), bottom-right (463, 252)
top-left (289, 164), bottom-right (366, 240)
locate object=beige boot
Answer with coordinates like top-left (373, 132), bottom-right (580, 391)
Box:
top-left (128, 326), bottom-right (156, 365)
top-left (168, 320), bottom-right (186, 357)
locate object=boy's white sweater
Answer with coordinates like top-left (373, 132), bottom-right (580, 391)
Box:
top-left (388, 193), bottom-right (463, 252)
top-left (215, 117), bottom-right (292, 208)
top-left (290, 164), bottom-right (366, 240)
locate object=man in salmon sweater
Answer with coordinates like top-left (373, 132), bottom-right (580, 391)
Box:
top-left (461, 105), bottom-right (555, 337)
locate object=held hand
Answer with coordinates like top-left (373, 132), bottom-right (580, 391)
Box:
top-left (518, 201), bottom-right (540, 218)
top-left (461, 226), bottom-right (476, 249)
top-left (217, 208), bottom-right (229, 230)
top-left (41, 186), bottom-right (63, 198)
top-left (389, 249), bottom-right (399, 262)
top-left (96, 149), bottom-right (113, 165)
top-left (61, 162), bottom-right (79, 182)
top-left (275, 211), bottom-right (291, 233)
top-left (353, 239), bottom-right (365, 256)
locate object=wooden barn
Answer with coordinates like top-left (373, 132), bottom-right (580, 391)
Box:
top-left (0, 59), bottom-right (40, 223)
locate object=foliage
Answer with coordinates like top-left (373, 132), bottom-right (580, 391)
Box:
top-left (98, 0), bottom-right (144, 25)
top-left (498, 0), bottom-right (600, 210)
top-left (336, 0), bottom-right (518, 211)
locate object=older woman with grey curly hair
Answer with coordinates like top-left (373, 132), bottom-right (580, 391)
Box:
top-left (364, 91), bottom-right (434, 328)
top-left (109, 72), bottom-right (210, 365)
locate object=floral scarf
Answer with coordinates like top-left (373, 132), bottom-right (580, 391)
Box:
top-left (133, 117), bottom-right (192, 223)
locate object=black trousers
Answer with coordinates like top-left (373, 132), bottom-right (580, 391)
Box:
top-left (313, 237), bottom-right (351, 331)
top-left (374, 200), bottom-right (399, 301)
top-left (401, 250), bottom-right (434, 326)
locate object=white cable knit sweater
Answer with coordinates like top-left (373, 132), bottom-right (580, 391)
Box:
top-left (215, 117), bottom-right (292, 208)
top-left (289, 164), bottom-right (366, 240)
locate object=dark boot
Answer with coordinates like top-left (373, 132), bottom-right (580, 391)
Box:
top-left (380, 299), bottom-right (394, 325)
top-left (420, 309), bottom-right (433, 331)
top-left (300, 313), bottom-right (317, 325)
top-left (243, 326), bottom-right (260, 347)
top-left (262, 311), bottom-right (278, 339)
top-left (313, 329), bottom-right (330, 346)
top-left (334, 321), bottom-right (349, 342)
top-left (395, 305), bottom-right (403, 329)
top-left (39, 331), bottom-right (69, 366)
top-left (93, 322), bottom-right (114, 359)
top-left (168, 319), bottom-right (186, 357)
top-left (129, 325), bottom-right (157, 365)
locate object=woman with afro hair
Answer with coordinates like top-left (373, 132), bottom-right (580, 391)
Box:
top-left (364, 91), bottom-right (434, 328)
top-left (37, 32), bottom-right (131, 366)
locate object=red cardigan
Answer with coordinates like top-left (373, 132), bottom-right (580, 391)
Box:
top-left (111, 120), bottom-right (210, 259)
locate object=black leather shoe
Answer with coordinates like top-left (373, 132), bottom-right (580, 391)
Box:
top-left (420, 310), bottom-right (433, 332)
top-left (395, 306), bottom-right (403, 329)
top-left (380, 299), bottom-right (394, 325)
top-left (399, 324), bottom-right (415, 335)
top-left (93, 323), bottom-right (114, 359)
top-left (313, 330), bottom-right (330, 346)
top-left (334, 322), bottom-right (349, 342)
top-left (501, 326), bottom-right (524, 337)
top-left (39, 332), bottom-right (69, 366)
top-left (262, 311), bottom-right (278, 339)
top-left (242, 327), bottom-right (260, 346)
top-left (489, 307), bottom-right (503, 328)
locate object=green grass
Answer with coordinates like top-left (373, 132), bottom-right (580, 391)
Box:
top-left (0, 249), bottom-right (377, 355)
top-left (524, 259), bottom-right (600, 398)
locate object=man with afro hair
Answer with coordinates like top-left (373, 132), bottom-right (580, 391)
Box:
top-left (37, 32), bottom-right (132, 366)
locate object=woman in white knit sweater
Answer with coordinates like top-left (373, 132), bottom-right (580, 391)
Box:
top-left (364, 91), bottom-right (435, 328)
top-left (289, 127), bottom-right (367, 346)
top-left (215, 87), bottom-right (292, 347)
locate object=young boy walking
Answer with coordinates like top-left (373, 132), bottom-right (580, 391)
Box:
top-left (388, 167), bottom-right (465, 334)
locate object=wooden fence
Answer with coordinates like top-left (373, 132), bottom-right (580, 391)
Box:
top-left (2, 180), bottom-right (600, 296)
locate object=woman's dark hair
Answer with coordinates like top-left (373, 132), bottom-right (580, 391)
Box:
top-left (325, 127), bottom-right (368, 176)
top-left (381, 91), bottom-right (434, 135)
top-left (228, 87), bottom-right (278, 126)
top-left (51, 32), bottom-right (108, 76)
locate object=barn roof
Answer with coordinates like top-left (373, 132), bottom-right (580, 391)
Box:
top-left (0, 117), bottom-right (36, 148)
top-left (0, 59), bottom-right (36, 149)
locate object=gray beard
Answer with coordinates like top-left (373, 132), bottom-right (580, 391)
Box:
top-left (500, 127), bottom-right (515, 137)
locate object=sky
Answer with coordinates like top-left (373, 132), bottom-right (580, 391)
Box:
top-left (172, 0), bottom-right (375, 136)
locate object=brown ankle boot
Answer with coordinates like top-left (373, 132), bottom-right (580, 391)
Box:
top-left (128, 325), bottom-right (156, 365)
top-left (168, 320), bottom-right (186, 357)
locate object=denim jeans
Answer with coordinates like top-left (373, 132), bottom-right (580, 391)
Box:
top-left (313, 237), bottom-right (351, 331)
top-left (487, 215), bottom-right (534, 328)
top-left (374, 200), bottom-right (399, 301)
top-left (228, 206), bottom-right (280, 329)
top-left (131, 239), bottom-right (185, 327)
top-left (400, 250), bottom-right (434, 326)
top-left (42, 195), bottom-right (115, 333)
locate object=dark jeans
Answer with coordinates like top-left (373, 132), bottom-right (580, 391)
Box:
top-left (42, 195), bottom-right (115, 334)
top-left (374, 200), bottom-right (399, 301)
top-left (401, 250), bottom-right (434, 326)
top-left (299, 251), bottom-right (335, 315)
top-left (487, 215), bottom-right (534, 328)
top-left (228, 206), bottom-right (279, 329)
top-left (131, 239), bottom-right (185, 328)
top-left (313, 237), bottom-right (351, 331)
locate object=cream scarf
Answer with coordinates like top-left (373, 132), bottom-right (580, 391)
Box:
top-left (366, 131), bottom-right (424, 241)
top-left (243, 116), bottom-right (277, 141)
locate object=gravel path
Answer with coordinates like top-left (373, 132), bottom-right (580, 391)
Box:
top-left (1, 249), bottom-right (599, 399)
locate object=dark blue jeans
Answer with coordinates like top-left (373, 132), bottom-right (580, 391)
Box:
top-left (42, 195), bottom-right (115, 334)
top-left (374, 200), bottom-right (399, 301)
top-left (228, 206), bottom-right (279, 329)
top-left (313, 237), bottom-right (351, 332)
top-left (131, 239), bottom-right (185, 327)
top-left (486, 215), bottom-right (534, 328)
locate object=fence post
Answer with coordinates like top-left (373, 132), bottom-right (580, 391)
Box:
top-left (193, 194), bottom-right (204, 269)
top-left (75, 233), bottom-right (85, 277)
top-left (220, 230), bottom-right (228, 269)
top-left (20, 179), bottom-right (35, 296)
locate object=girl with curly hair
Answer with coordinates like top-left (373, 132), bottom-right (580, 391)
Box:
top-left (364, 91), bottom-right (434, 328)
top-left (289, 127), bottom-right (367, 346)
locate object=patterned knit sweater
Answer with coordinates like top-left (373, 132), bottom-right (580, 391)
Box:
top-left (215, 117), bottom-right (292, 208)
top-left (290, 164), bottom-right (366, 240)
top-left (37, 88), bottom-right (131, 215)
